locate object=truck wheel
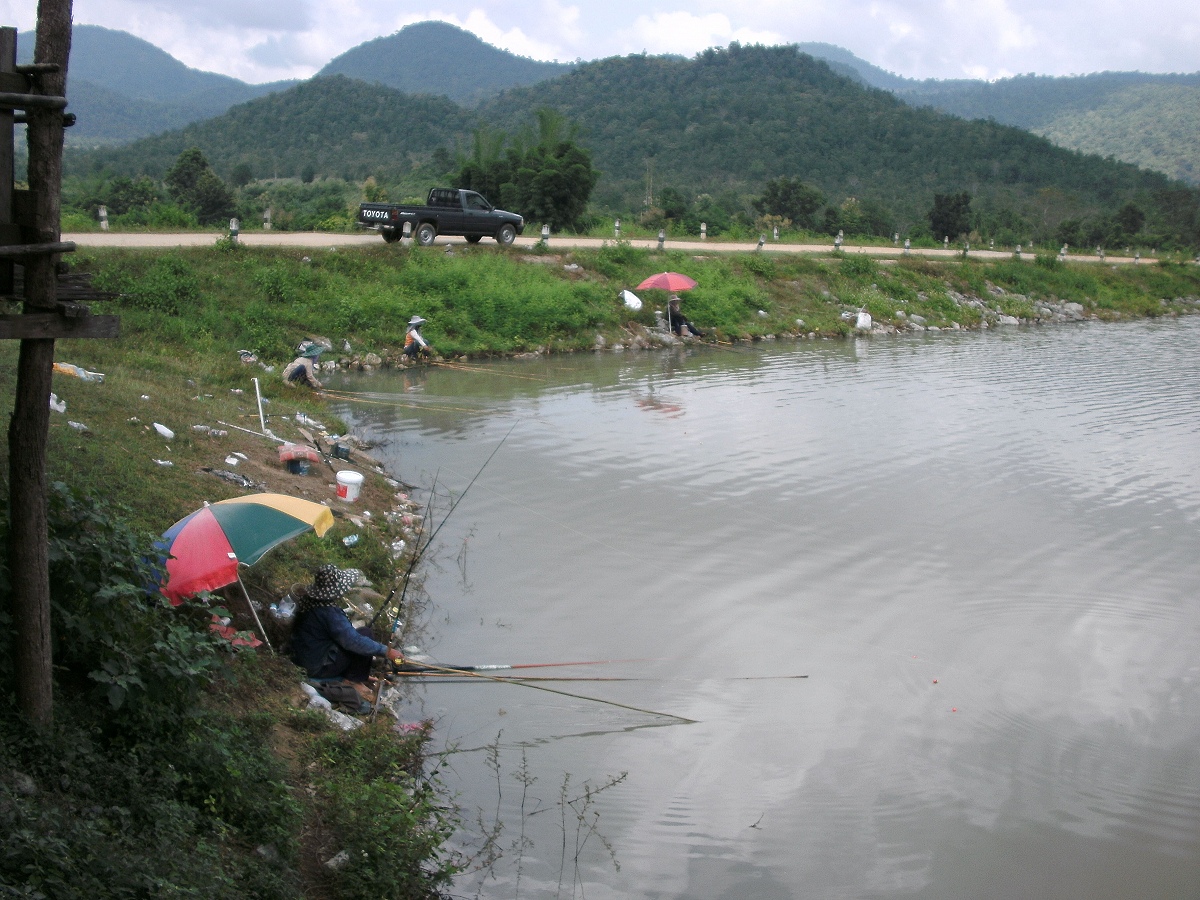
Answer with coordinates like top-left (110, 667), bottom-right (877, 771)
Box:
top-left (415, 222), bottom-right (437, 246)
top-left (495, 224), bottom-right (516, 247)
top-left (465, 234), bottom-right (482, 244)
top-left (382, 230), bottom-right (401, 244)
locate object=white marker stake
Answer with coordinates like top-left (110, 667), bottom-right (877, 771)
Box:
top-left (253, 377), bottom-right (267, 434)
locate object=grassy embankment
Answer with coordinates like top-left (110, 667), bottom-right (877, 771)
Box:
top-left (1, 239), bottom-right (1198, 897)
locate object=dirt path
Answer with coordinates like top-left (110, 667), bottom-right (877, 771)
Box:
top-left (64, 230), bottom-right (1151, 264)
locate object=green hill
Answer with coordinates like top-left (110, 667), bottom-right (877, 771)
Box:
top-left (770, 44), bottom-right (1200, 186)
top-left (1033, 83), bottom-right (1200, 185)
top-left (72, 44), bottom-right (1197, 243)
top-left (475, 45), bottom-right (1179, 225)
top-left (17, 24), bottom-right (295, 143)
top-left (316, 20), bottom-right (572, 105)
top-left (898, 73), bottom-right (1200, 185)
top-left (73, 75), bottom-right (472, 181)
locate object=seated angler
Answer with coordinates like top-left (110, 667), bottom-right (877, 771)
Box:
top-left (290, 565), bottom-right (404, 705)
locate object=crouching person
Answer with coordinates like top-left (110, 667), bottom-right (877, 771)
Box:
top-left (290, 565), bottom-right (403, 707)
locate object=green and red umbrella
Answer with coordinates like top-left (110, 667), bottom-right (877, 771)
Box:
top-left (159, 493), bottom-right (335, 605)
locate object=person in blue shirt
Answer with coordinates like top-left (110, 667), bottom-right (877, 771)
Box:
top-left (290, 565), bottom-right (403, 696)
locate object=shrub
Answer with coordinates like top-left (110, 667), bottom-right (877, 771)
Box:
top-left (109, 254), bottom-right (200, 315)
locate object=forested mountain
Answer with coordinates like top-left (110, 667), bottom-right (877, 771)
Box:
top-left (475, 45), bottom-right (1178, 226)
top-left (75, 42), bottom-right (1195, 243)
top-left (316, 21), bottom-right (573, 105)
top-left (898, 73), bottom-right (1200, 185)
top-left (73, 75), bottom-right (472, 182)
top-left (16, 25), bottom-right (294, 144)
top-left (32, 20), bottom-right (1199, 187)
top-left (793, 45), bottom-right (1200, 185)
top-left (795, 42), bottom-right (915, 93)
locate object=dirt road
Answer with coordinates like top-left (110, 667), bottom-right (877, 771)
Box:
top-left (64, 230), bottom-right (1150, 265)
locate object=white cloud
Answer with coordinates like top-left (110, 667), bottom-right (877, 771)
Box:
top-left (625, 12), bottom-right (786, 56)
top-left (460, 9), bottom-right (563, 61)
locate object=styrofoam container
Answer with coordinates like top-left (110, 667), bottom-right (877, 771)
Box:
top-left (336, 470), bottom-right (364, 501)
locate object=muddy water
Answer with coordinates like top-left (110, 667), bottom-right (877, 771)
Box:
top-left (329, 319), bottom-right (1200, 899)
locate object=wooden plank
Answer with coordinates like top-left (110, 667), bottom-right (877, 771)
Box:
top-left (0, 91), bottom-right (67, 110)
top-left (0, 313), bottom-right (120, 339)
top-left (0, 72), bottom-right (26, 92)
top-left (0, 240), bottom-right (74, 257)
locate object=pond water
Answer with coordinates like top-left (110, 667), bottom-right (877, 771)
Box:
top-left (329, 318), bottom-right (1200, 899)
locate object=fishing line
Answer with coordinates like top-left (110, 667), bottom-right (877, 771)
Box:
top-left (372, 421), bottom-right (519, 636)
top-left (430, 360), bottom-right (548, 382)
top-left (387, 659), bottom-right (697, 724)
top-left (318, 389), bottom-right (486, 414)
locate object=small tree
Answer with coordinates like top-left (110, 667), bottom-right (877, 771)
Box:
top-left (457, 109), bottom-right (598, 232)
top-left (754, 177), bottom-right (825, 230)
top-left (928, 191), bottom-right (972, 241)
top-left (165, 148), bottom-right (234, 225)
top-left (1114, 201), bottom-right (1145, 238)
top-left (230, 163), bottom-right (253, 188)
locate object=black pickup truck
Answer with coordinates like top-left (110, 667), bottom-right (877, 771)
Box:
top-left (358, 188), bottom-right (525, 247)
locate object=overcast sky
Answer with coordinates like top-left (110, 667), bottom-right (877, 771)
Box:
top-left (3, 0), bottom-right (1198, 85)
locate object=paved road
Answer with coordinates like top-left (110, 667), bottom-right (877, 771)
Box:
top-left (65, 230), bottom-right (1153, 265)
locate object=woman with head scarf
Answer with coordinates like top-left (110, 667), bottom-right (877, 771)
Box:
top-left (283, 340), bottom-right (324, 388)
top-left (289, 564), bottom-right (403, 688)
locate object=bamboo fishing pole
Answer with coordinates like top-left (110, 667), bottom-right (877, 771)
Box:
top-left (386, 659), bottom-right (698, 724)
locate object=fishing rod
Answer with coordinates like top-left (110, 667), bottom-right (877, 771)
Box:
top-left (372, 421), bottom-right (519, 635)
top-left (385, 659), bottom-right (698, 724)
top-left (369, 480), bottom-right (437, 632)
top-left (393, 657), bottom-right (651, 673)
top-left (393, 673), bottom-right (809, 683)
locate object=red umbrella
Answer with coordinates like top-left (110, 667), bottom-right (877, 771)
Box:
top-left (157, 493), bottom-right (336, 650)
top-left (636, 272), bottom-right (697, 292)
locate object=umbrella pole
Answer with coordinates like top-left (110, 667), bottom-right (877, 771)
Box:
top-left (237, 575), bottom-right (275, 654)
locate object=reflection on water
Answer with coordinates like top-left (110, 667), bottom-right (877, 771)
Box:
top-left (330, 319), bottom-right (1200, 899)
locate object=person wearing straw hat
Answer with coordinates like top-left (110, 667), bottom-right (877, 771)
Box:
top-left (402, 315), bottom-right (434, 360)
top-left (282, 340), bottom-right (324, 388)
top-left (290, 565), bottom-right (403, 699)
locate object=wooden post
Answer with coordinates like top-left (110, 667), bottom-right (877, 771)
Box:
top-left (8, 2), bottom-right (72, 728)
top-left (0, 28), bottom-right (13, 295)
